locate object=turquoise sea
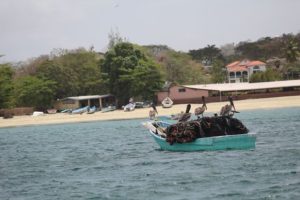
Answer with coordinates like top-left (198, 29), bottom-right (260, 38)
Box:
top-left (0, 107), bottom-right (300, 200)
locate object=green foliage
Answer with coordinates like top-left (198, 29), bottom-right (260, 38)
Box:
top-left (15, 55), bottom-right (49, 78)
top-left (107, 30), bottom-right (127, 50)
top-left (211, 59), bottom-right (226, 83)
top-left (234, 33), bottom-right (300, 61)
top-left (131, 60), bottom-right (163, 100)
top-left (235, 42), bottom-right (264, 60)
top-left (36, 49), bottom-right (105, 99)
top-left (162, 51), bottom-right (188, 83)
top-left (284, 61), bottom-right (300, 79)
top-left (285, 39), bottom-right (299, 63)
top-left (142, 45), bottom-right (210, 84)
top-left (250, 68), bottom-right (282, 83)
top-left (3, 32), bottom-right (299, 111)
top-left (0, 49), bottom-right (105, 109)
top-left (189, 45), bottom-right (224, 65)
top-left (14, 76), bottom-right (57, 109)
top-left (0, 64), bottom-right (14, 108)
top-left (101, 42), bottom-right (163, 106)
top-left (165, 51), bottom-right (210, 84)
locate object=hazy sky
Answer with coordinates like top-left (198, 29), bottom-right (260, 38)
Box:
top-left (1, 0), bottom-right (300, 62)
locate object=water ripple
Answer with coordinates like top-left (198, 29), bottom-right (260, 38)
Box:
top-left (0, 107), bottom-right (299, 200)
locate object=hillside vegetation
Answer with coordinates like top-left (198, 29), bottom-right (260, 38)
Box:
top-left (0, 33), bottom-right (299, 110)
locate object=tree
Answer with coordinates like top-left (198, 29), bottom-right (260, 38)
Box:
top-left (143, 46), bottom-right (210, 84)
top-left (211, 59), bottom-right (226, 83)
top-left (284, 61), bottom-right (300, 80)
top-left (101, 42), bottom-right (163, 107)
top-left (230, 33), bottom-right (300, 61)
top-left (14, 76), bottom-right (57, 110)
top-left (250, 68), bottom-right (282, 83)
top-left (189, 45), bottom-right (224, 65)
top-left (162, 51), bottom-right (187, 83)
top-left (285, 39), bottom-right (299, 63)
top-left (235, 41), bottom-right (263, 60)
top-left (0, 64), bottom-right (14, 108)
top-left (130, 60), bottom-right (163, 100)
top-left (15, 55), bottom-right (49, 78)
top-left (36, 49), bottom-right (105, 98)
top-left (107, 29), bottom-right (127, 50)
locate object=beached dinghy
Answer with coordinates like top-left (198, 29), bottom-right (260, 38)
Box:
top-left (87, 106), bottom-right (97, 114)
top-left (61, 108), bottom-right (72, 113)
top-left (71, 106), bottom-right (89, 114)
top-left (101, 105), bottom-right (116, 113)
top-left (124, 102), bottom-right (136, 112)
top-left (47, 109), bottom-right (57, 114)
top-left (161, 97), bottom-right (173, 108)
top-left (32, 111), bottom-right (44, 117)
top-left (143, 120), bottom-right (256, 151)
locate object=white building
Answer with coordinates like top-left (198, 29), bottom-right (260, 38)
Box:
top-left (226, 59), bottom-right (266, 83)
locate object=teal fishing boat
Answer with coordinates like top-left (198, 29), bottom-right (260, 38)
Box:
top-left (143, 121), bottom-right (256, 152)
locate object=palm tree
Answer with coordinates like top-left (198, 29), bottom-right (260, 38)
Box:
top-left (285, 39), bottom-right (299, 63)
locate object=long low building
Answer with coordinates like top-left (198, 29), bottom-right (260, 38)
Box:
top-left (184, 80), bottom-right (300, 92)
top-left (157, 80), bottom-right (300, 104)
top-left (54, 94), bottom-right (116, 110)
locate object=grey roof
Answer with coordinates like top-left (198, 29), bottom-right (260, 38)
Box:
top-left (183, 80), bottom-right (300, 92)
top-left (63, 94), bottom-right (114, 101)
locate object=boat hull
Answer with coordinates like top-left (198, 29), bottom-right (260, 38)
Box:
top-left (149, 130), bottom-right (256, 151)
top-left (161, 97), bottom-right (173, 108)
top-left (162, 104), bottom-right (172, 108)
top-left (124, 103), bottom-right (135, 112)
top-left (72, 106), bottom-right (89, 114)
top-left (101, 106), bottom-right (116, 113)
top-left (87, 106), bottom-right (97, 114)
top-left (47, 109), bottom-right (57, 114)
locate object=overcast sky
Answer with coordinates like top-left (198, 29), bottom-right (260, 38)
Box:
top-left (1, 0), bottom-right (300, 62)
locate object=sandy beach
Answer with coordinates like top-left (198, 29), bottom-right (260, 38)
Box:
top-left (1, 96), bottom-right (300, 128)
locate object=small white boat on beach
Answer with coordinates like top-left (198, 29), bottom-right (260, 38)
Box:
top-left (32, 111), bottom-right (44, 117)
top-left (124, 103), bottom-right (135, 112)
top-left (87, 106), bottom-right (97, 114)
top-left (101, 105), bottom-right (116, 113)
top-left (71, 106), bottom-right (89, 114)
top-left (162, 97), bottom-right (173, 108)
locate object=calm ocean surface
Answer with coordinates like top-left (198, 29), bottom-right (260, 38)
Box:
top-left (0, 107), bottom-right (300, 200)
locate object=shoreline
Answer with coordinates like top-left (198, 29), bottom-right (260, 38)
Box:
top-left (1, 96), bottom-right (300, 128)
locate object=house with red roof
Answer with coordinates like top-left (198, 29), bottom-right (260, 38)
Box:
top-left (226, 59), bottom-right (266, 83)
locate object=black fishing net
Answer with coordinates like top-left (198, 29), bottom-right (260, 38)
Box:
top-left (164, 117), bottom-right (249, 145)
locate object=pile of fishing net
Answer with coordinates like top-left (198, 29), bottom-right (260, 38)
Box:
top-left (165, 117), bottom-right (249, 145)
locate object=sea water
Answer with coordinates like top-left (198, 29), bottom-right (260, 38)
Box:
top-left (0, 107), bottom-right (299, 200)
